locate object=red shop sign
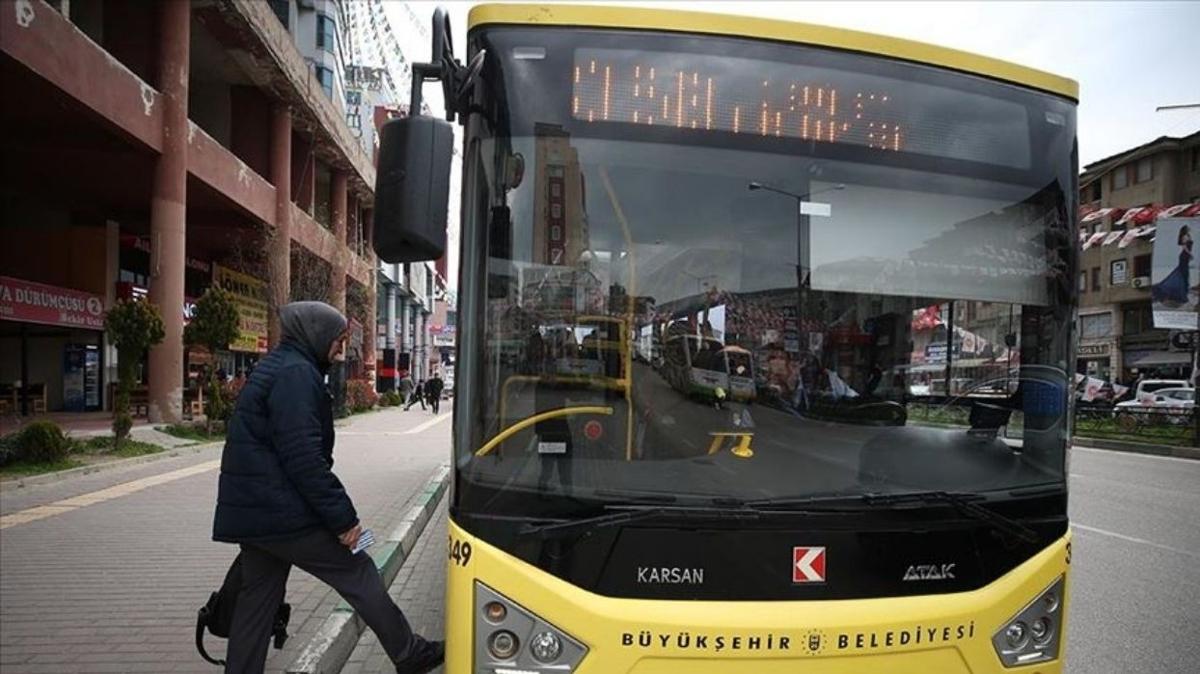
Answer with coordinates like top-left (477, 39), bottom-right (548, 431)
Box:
top-left (0, 276), bottom-right (106, 330)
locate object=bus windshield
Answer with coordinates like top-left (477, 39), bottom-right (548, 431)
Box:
top-left (457, 27), bottom-right (1077, 516)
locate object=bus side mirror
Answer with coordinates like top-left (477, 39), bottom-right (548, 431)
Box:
top-left (372, 115), bottom-right (452, 262)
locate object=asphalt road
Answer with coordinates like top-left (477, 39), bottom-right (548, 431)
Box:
top-left (1065, 445), bottom-right (1200, 673)
top-left (2, 401), bottom-right (1194, 673)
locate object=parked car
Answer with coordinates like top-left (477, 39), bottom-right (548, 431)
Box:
top-left (1132, 379), bottom-right (1192, 405)
top-left (1114, 387), bottom-right (1194, 429)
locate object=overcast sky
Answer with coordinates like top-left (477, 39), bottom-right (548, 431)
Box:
top-left (396, 0), bottom-right (1200, 166)
top-left (387, 1), bottom-right (1200, 288)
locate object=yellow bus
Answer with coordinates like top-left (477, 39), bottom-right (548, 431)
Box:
top-left (373, 4), bottom-right (1078, 672)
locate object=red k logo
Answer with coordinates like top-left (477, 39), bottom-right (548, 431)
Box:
top-left (793, 546), bottom-right (827, 583)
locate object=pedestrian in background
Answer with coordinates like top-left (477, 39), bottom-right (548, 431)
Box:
top-left (212, 301), bottom-right (443, 674)
top-left (405, 379), bottom-right (426, 411)
top-left (426, 373), bottom-right (444, 414)
top-left (398, 375), bottom-right (414, 407)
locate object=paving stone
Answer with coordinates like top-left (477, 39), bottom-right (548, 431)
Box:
top-left (0, 407), bottom-right (451, 673)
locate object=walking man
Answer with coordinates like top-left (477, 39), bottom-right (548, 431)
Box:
top-left (426, 372), bottom-right (444, 414)
top-left (404, 378), bottom-right (426, 411)
top-left (212, 301), bottom-right (443, 674)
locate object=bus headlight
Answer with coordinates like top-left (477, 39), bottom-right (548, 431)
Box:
top-left (529, 631), bottom-right (562, 663)
top-left (475, 582), bottom-right (587, 673)
top-left (992, 576), bottom-right (1064, 668)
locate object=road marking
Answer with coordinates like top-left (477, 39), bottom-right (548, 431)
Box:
top-left (1073, 523), bottom-right (1200, 560)
top-left (1072, 446), bottom-right (1199, 465)
top-left (405, 413), bottom-right (452, 435)
top-left (0, 460), bottom-right (220, 530)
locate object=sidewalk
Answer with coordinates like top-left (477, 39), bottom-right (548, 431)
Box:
top-left (343, 504), bottom-right (448, 674)
top-left (0, 406), bottom-right (451, 674)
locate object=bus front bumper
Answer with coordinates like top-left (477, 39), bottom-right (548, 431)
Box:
top-left (445, 519), bottom-right (1071, 674)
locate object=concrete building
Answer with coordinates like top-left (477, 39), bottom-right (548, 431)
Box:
top-left (1, 0), bottom-right (378, 421)
top-left (1076, 131), bottom-right (1200, 383)
top-left (377, 261), bottom-right (436, 387)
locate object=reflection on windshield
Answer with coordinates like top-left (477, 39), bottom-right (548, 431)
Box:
top-left (460, 121), bottom-right (1073, 508)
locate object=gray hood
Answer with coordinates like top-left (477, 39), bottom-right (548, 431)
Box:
top-left (279, 301), bottom-right (348, 371)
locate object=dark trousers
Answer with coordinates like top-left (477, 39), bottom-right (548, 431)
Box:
top-left (225, 529), bottom-right (418, 674)
top-left (404, 392), bottom-right (425, 410)
top-left (429, 395), bottom-right (440, 414)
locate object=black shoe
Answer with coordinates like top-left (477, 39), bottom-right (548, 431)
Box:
top-left (395, 639), bottom-right (445, 674)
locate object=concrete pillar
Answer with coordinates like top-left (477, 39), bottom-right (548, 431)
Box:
top-left (365, 269), bottom-right (378, 383)
top-left (146, 0), bottom-right (190, 423)
top-left (417, 311), bottom-right (427, 379)
top-left (330, 171), bottom-right (348, 313)
top-left (103, 220), bottom-right (120, 411)
top-left (398, 297), bottom-right (409, 362)
top-left (386, 284), bottom-right (397, 349)
top-left (268, 104), bottom-right (292, 346)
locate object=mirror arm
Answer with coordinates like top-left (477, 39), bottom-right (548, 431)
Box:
top-left (408, 6), bottom-right (483, 124)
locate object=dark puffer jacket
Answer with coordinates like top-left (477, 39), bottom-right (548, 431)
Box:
top-left (212, 306), bottom-right (357, 543)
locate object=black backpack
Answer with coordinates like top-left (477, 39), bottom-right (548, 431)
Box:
top-left (196, 553), bottom-right (292, 666)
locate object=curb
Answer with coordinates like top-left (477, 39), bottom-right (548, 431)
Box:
top-left (1075, 436), bottom-right (1200, 460)
top-left (287, 463), bottom-right (452, 674)
top-left (0, 441), bottom-right (224, 491)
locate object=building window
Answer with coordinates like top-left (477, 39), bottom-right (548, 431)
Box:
top-left (1080, 313), bottom-right (1113, 340)
top-left (316, 66), bottom-right (334, 99)
top-left (317, 15), bottom-right (336, 54)
top-left (1091, 267), bottom-right (1101, 291)
top-left (1133, 254), bottom-right (1152, 279)
top-left (1079, 271), bottom-right (1087, 293)
top-left (1113, 165), bottom-right (1128, 190)
top-left (1123, 305), bottom-right (1152, 335)
top-left (1110, 259), bottom-right (1128, 285)
top-left (1135, 157), bottom-right (1153, 183)
top-left (268, 0), bottom-right (289, 30)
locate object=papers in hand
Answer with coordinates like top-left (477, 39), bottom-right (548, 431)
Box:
top-left (351, 528), bottom-right (375, 555)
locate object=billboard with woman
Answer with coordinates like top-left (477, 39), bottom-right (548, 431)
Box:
top-left (1151, 217), bottom-right (1199, 330)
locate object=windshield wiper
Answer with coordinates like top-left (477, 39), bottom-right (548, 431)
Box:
top-left (518, 504), bottom-right (771, 539)
top-left (750, 491), bottom-right (1040, 544)
top-left (867, 491), bottom-right (1040, 544)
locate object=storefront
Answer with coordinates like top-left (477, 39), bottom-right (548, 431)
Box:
top-left (1076, 343), bottom-right (1114, 380)
top-left (0, 276), bottom-right (106, 415)
top-left (1123, 348), bottom-right (1194, 381)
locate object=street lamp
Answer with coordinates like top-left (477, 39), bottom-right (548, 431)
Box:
top-left (747, 182), bottom-right (845, 287)
top-left (748, 181), bottom-right (845, 360)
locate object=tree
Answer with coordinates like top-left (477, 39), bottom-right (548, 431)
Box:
top-left (104, 298), bottom-right (166, 448)
top-left (184, 287), bottom-right (241, 433)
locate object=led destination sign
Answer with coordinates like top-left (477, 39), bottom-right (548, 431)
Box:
top-left (572, 47), bottom-right (1032, 168)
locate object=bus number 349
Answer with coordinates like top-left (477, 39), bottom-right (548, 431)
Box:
top-left (449, 538), bottom-right (473, 567)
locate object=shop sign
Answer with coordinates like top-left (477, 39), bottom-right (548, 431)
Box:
top-left (1077, 344), bottom-right (1110, 357)
top-left (212, 264), bottom-right (268, 353)
top-left (0, 276), bottom-right (105, 330)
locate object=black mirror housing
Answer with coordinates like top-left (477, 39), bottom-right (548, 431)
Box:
top-left (373, 115), bottom-right (453, 262)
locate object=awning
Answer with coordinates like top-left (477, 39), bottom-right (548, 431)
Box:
top-left (1125, 351), bottom-right (1192, 367)
top-left (1102, 231), bottom-right (1124, 246)
top-left (1117, 206), bottom-right (1159, 226)
top-left (1081, 207), bottom-right (1120, 223)
top-left (1118, 225), bottom-right (1155, 248)
top-left (1082, 231), bottom-right (1108, 250)
top-left (1159, 202), bottom-right (1200, 218)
